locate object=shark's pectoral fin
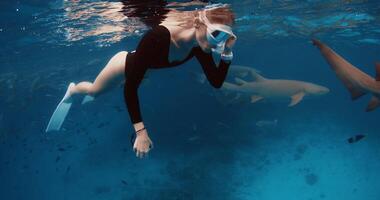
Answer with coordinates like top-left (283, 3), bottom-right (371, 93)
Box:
top-left (333, 71), bottom-right (366, 100)
top-left (251, 95), bottom-right (263, 103)
top-left (289, 92), bottom-right (305, 107)
top-left (340, 78), bottom-right (366, 100)
top-left (348, 87), bottom-right (366, 100)
top-left (333, 69), bottom-right (366, 100)
top-left (366, 96), bottom-right (380, 112)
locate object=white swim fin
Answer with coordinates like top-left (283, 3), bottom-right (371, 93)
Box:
top-left (81, 95), bottom-right (95, 105)
top-left (45, 82), bottom-right (75, 132)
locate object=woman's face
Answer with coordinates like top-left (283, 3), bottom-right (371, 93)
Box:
top-left (195, 20), bottom-right (236, 54)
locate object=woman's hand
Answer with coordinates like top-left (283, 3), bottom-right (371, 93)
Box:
top-left (133, 128), bottom-right (153, 158)
top-left (222, 36), bottom-right (236, 60)
top-left (221, 36), bottom-right (236, 61)
top-left (224, 36), bottom-right (236, 51)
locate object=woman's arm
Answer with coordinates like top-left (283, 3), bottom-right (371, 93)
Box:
top-left (124, 29), bottom-right (157, 126)
top-left (124, 31), bottom-right (154, 158)
top-left (193, 47), bottom-right (231, 88)
top-left (124, 65), bottom-right (146, 125)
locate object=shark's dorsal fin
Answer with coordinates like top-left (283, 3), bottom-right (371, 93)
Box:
top-left (375, 63), bottom-right (380, 81)
top-left (249, 70), bottom-right (266, 82)
top-left (234, 78), bottom-right (248, 85)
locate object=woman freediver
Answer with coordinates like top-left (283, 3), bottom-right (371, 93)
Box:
top-left (45, 4), bottom-right (237, 158)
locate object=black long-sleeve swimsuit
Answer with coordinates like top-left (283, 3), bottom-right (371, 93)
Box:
top-left (124, 25), bottom-right (231, 124)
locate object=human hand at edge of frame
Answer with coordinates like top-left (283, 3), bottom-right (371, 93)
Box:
top-left (222, 36), bottom-right (236, 59)
top-left (133, 128), bottom-right (153, 158)
top-left (225, 36), bottom-right (236, 51)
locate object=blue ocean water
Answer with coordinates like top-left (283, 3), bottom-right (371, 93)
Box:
top-left (0, 0), bottom-right (380, 199)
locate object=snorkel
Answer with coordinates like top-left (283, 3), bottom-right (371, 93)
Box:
top-left (198, 8), bottom-right (236, 54)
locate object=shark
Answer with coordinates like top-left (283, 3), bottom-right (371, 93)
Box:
top-left (227, 65), bottom-right (261, 79)
top-left (221, 66), bottom-right (330, 107)
top-left (312, 39), bottom-right (380, 111)
top-left (192, 65), bottom-right (260, 84)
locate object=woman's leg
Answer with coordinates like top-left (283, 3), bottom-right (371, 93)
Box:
top-left (70, 51), bottom-right (127, 97)
top-left (46, 51), bottom-right (128, 132)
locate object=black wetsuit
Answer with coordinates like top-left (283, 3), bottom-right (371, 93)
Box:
top-left (124, 25), bottom-right (231, 124)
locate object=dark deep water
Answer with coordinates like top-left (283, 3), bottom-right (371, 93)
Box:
top-left (1, 0), bottom-right (380, 199)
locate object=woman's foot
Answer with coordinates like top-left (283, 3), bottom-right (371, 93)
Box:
top-left (63, 82), bottom-right (76, 102)
top-left (45, 82), bottom-right (76, 132)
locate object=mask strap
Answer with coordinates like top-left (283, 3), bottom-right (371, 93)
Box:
top-left (198, 10), bottom-right (236, 39)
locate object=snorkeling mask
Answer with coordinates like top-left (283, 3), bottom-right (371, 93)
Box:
top-left (199, 10), bottom-right (236, 54)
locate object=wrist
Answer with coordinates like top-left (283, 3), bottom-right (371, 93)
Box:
top-left (221, 51), bottom-right (233, 61)
top-left (133, 122), bottom-right (145, 132)
top-left (136, 127), bottom-right (147, 136)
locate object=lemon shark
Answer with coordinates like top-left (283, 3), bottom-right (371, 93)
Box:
top-left (312, 39), bottom-right (380, 111)
top-left (193, 65), bottom-right (260, 84)
top-left (221, 66), bottom-right (330, 106)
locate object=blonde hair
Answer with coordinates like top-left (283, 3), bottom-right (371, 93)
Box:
top-left (203, 6), bottom-right (235, 26)
top-left (161, 5), bottom-right (235, 28)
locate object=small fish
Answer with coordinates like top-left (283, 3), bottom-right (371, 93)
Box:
top-left (88, 137), bottom-right (97, 145)
top-left (86, 58), bottom-right (101, 66)
top-left (56, 156), bottom-right (61, 162)
top-left (58, 147), bottom-right (65, 152)
top-left (192, 124), bottom-right (197, 132)
top-left (256, 119), bottom-right (278, 127)
top-left (187, 135), bottom-right (200, 142)
top-left (66, 165), bottom-right (71, 174)
top-left (121, 180), bottom-right (128, 185)
top-left (348, 134), bottom-right (366, 144)
top-left (217, 121), bottom-right (231, 128)
top-left (97, 123), bottom-right (105, 128)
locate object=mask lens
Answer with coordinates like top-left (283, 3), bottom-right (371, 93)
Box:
top-left (211, 41), bottom-right (225, 54)
top-left (211, 30), bottom-right (221, 38)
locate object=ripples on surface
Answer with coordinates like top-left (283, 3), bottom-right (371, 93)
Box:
top-left (1, 0), bottom-right (379, 48)
top-left (233, 0), bottom-right (380, 44)
top-left (35, 0), bottom-right (146, 47)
